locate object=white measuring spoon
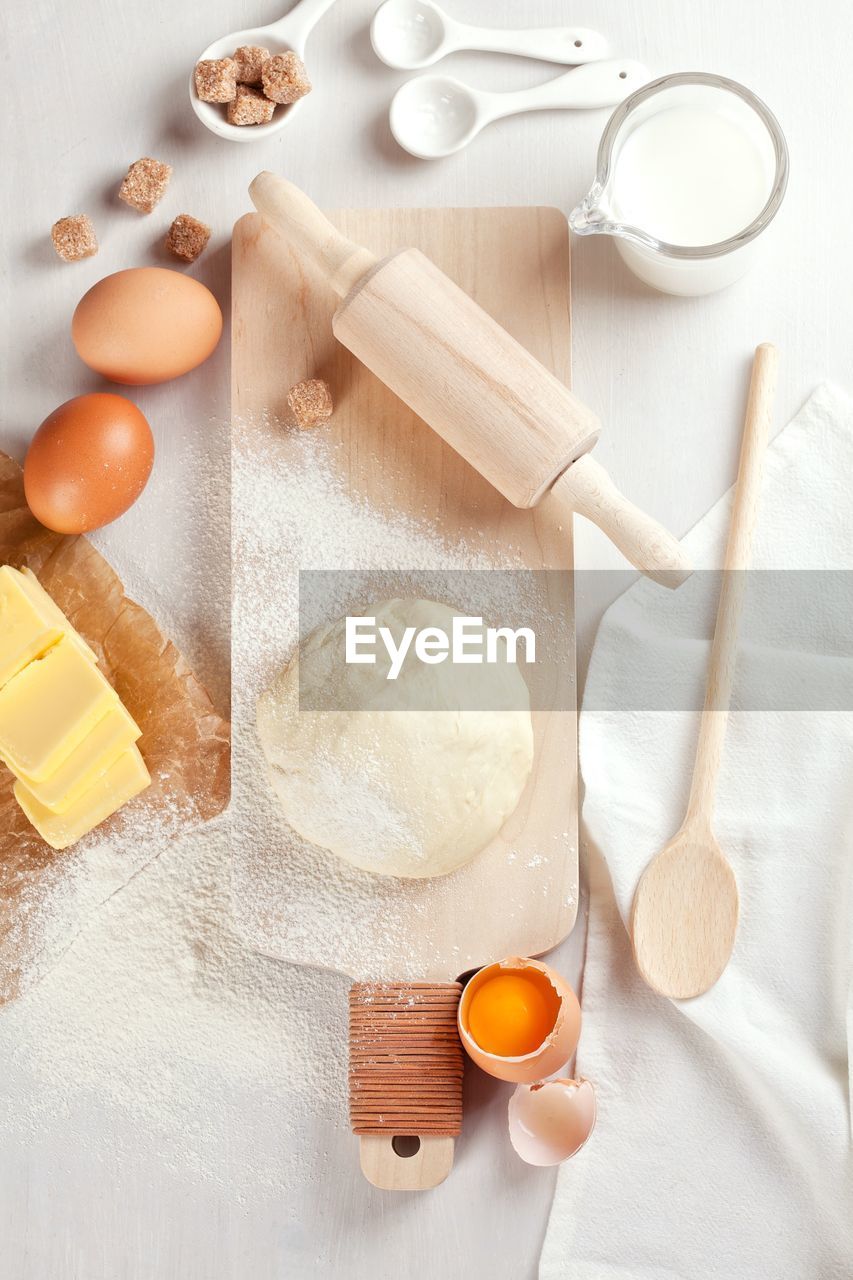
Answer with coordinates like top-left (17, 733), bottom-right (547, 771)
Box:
top-left (390, 59), bottom-right (650, 158)
top-left (190, 0), bottom-right (337, 142)
top-left (371, 0), bottom-right (610, 70)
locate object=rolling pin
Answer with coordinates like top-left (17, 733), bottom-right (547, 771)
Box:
top-left (250, 173), bottom-right (691, 587)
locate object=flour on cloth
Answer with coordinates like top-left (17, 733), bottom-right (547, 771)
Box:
top-left (542, 384), bottom-right (853, 1280)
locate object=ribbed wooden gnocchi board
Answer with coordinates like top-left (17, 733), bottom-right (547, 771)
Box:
top-left (231, 207), bottom-right (578, 1188)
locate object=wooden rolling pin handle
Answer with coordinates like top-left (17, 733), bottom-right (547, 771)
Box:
top-left (553, 454), bottom-right (692, 588)
top-left (249, 171), bottom-right (378, 297)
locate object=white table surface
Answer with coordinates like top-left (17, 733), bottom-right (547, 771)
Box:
top-left (1, 0), bottom-right (850, 1276)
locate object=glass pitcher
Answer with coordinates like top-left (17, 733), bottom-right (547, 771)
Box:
top-left (569, 72), bottom-right (789, 296)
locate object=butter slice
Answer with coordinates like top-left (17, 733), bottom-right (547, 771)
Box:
top-left (0, 636), bottom-right (118, 782)
top-left (0, 565), bottom-right (63, 690)
top-left (17, 703), bottom-right (142, 814)
top-left (15, 744), bottom-right (151, 851)
top-left (19, 567), bottom-right (98, 663)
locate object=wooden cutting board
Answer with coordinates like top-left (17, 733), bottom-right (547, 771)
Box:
top-left (231, 207), bottom-right (578, 1189)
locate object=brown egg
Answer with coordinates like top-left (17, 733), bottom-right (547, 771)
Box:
top-left (24, 393), bottom-right (155, 534)
top-left (72, 267), bottom-right (222, 385)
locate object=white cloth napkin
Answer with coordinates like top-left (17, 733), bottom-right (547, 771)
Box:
top-left (541, 384), bottom-right (853, 1280)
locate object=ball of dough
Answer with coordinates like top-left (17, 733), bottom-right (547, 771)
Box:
top-left (256, 598), bottom-right (534, 879)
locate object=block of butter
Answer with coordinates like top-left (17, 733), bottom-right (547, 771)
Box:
top-left (0, 635), bottom-right (118, 782)
top-left (0, 565), bottom-right (63, 690)
top-left (15, 744), bottom-right (151, 851)
top-left (19, 567), bottom-right (98, 663)
top-left (16, 702), bottom-right (141, 814)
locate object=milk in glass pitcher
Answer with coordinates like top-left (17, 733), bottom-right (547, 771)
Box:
top-left (570, 72), bottom-right (789, 296)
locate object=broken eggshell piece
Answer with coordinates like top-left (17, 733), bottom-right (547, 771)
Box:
top-left (508, 1077), bottom-right (597, 1166)
top-left (457, 956), bottom-right (581, 1083)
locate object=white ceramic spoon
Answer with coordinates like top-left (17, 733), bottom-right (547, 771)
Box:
top-left (390, 59), bottom-right (650, 158)
top-left (190, 0), bottom-right (337, 142)
top-left (371, 0), bottom-right (610, 70)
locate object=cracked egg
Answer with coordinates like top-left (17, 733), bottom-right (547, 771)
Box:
top-left (457, 956), bottom-right (581, 1083)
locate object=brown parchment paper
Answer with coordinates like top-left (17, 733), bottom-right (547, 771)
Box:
top-left (0, 451), bottom-right (231, 1003)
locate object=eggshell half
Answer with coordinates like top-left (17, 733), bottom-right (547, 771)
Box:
top-left (72, 267), bottom-right (222, 385)
top-left (508, 1077), bottom-right (597, 1166)
top-left (457, 956), bottom-right (581, 1084)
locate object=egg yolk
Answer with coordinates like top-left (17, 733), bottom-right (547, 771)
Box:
top-left (466, 973), bottom-right (558, 1057)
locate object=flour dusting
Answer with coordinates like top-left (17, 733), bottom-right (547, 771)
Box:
top-left (0, 411), bottom-right (566, 1202)
top-left (0, 817), bottom-right (349, 1199)
top-left (230, 417), bottom-right (533, 976)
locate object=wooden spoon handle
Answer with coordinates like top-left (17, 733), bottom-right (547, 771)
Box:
top-left (686, 343), bottom-right (778, 827)
top-left (249, 171), bottom-right (378, 297)
top-left (553, 453), bottom-right (692, 588)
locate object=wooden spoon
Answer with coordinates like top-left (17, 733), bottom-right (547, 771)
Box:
top-left (631, 343), bottom-right (778, 999)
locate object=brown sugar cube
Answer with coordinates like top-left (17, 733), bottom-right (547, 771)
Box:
top-left (194, 57), bottom-right (238, 103)
top-left (226, 84), bottom-right (276, 126)
top-left (287, 379), bottom-right (334, 429)
top-left (261, 51), bottom-right (311, 105)
top-left (232, 45), bottom-right (269, 85)
top-left (51, 215), bottom-right (98, 262)
top-left (165, 214), bottom-right (211, 263)
top-left (119, 157), bottom-right (172, 214)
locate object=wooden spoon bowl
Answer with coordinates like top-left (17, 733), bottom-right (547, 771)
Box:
top-left (631, 822), bottom-right (739, 998)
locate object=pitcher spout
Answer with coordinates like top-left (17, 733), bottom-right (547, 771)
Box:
top-left (568, 185), bottom-right (612, 236)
